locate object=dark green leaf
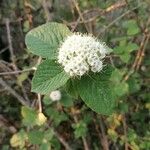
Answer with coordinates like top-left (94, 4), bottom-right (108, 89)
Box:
top-left (32, 60), bottom-right (70, 94)
top-left (60, 91), bottom-right (74, 107)
top-left (77, 67), bottom-right (115, 115)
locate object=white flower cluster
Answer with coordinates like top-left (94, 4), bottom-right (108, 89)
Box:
top-left (49, 90), bottom-right (61, 101)
top-left (58, 33), bottom-right (110, 77)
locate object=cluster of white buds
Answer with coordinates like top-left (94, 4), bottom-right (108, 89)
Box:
top-left (58, 33), bottom-right (110, 77)
top-left (49, 90), bottom-right (61, 101)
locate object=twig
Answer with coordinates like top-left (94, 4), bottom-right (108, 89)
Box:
top-left (97, 5), bottom-right (141, 37)
top-left (71, 109), bottom-right (90, 150)
top-left (71, 0), bottom-right (89, 32)
top-left (5, 19), bottom-right (16, 65)
top-left (0, 114), bottom-right (17, 134)
top-left (0, 46), bottom-right (9, 55)
top-left (75, 116), bottom-right (90, 150)
top-left (71, 17), bottom-right (81, 32)
top-left (52, 129), bottom-right (73, 150)
top-left (93, 118), bottom-right (103, 143)
top-left (135, 31), bottom-right (150, 71)
top-left (41, 0), bottom-right (53, 22)
top-left (105, 0), bottom-right (127, 13)
top-left (122, 115), bottom-right (128, 150)
top-left (0, 78), bottom-right (30, 106)
top-left (109, 56), bottom-right (115, 68)
top-left (0, 67), bottom-right (36, 76)
top-left (123, 19), bottom-right (150, 81)
top-left (37, 94), bottom-right (42, 113)
top-left (99, 116), bottom-right (109, 150)
top-left (21, 86), bottom-right (30, 103)
top-left (82, 137), bottom-right (90, 150)
top-left (66, 0), bottom-right (127, 31)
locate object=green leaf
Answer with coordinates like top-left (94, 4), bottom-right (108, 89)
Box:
top-left (111, 69), bottom-right (129, 96)
top-left (25, 22), bottom-right (72, 59)
top-left (114, 81), bottom-right (128, 97)
top-left (110, 69), bottom-right (123, 83)
top-left (21, 106), bottom-right (37, 126)
top-left (77, 67), bottom-right (115, 115)
top-left (32, 60), bottom-right (70, 94)
top-left (44, 129), bottom-right (54, 141)
top-left (45, 108), bottom-right (68, 126)
top-left (127, 77), bottom-right (140, 93)
top-left (72, 121), bottom-right (88, 139)
top-left (43, 95), bottom-right (53, 105)
top-left (65, 79), bottom-right (79, 99)
top-left (28, 131), bottom-right (44, 145)
top-left (118, 102), bottom-right (128, 113)
top-left (40, 143), bottom-right (51, 150)
top-left (123, 20), bottom-right (140, 35)
top-left (120, 53), bottom-right (131, 63)
top-left (126, 43), bottom-right (139, 52)
top-left (114, 46), bottom-right (124, 54)
top-left (60, 91), bottom-right (74, 107)
top-left (51, 138), bottom-right (61, 150)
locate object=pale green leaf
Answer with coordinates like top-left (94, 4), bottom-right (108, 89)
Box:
top-left (123, 20), bottom-right (140, 35)
top-left (126, 43), bottom-right (139, 52)
top-left (25, 22), bottom-right (72, 59)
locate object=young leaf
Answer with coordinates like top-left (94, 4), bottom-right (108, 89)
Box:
top-left (21, 106), bottom-right (37, 126)
top-left (25, 22), bottom-right (72, 59)
top-left (77, 67), bottom-right (115, 115)
top-left (32, 60), bottom-right (70, 94)
top-left (72, 121), bottom-right (88, 139)
top-left (123, 20), bottom-right (140, 35)
top-left (28, 130), bottom-right (44, 145)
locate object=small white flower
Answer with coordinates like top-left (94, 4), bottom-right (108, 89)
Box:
top-left (58, 33), bottom-right (110, 77)
top-left (49, 90), bottom-right (61, 101)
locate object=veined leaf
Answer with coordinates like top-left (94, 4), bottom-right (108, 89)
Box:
top-left (77, 66), bottom-right (115, 115)
top-left (25, 22), bottom-right (72, 59)
top-left (32, 60), bottom-right (70, 94)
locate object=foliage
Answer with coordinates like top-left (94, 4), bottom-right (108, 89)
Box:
top-left (0, 0), bottom-right (150, 150)
top-left (25, 22), bottom-right (116, 115)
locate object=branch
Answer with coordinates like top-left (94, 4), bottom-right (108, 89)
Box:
top-left (122, 115), bottom-right (128, 150)
top-left (0, 46), bottom-right (9, 55)
top-left (0, 78), bottom-right (30, 107)
top-left (5, 19), bottom-right (15, 65)
top-left (37, 94), bottom-right (42, 113)
top-left (0, 67), bottom-right (36, 76)
top-left (99, 116), bottom-right (109, 150)
top-left (52, 129), bottom-right (73, 150)
top-left (66, 0), bottom-right (127, 27)
top-left (123, 19), bottom-right (150, 81)
top-left (71, 0), bottom-right (89, 32)
top-left (71, 109), bottom-right (90, 150)
top-left (41, 0), bottom-right (53, 22)
top-left (97, 5), bottom-right (141, 37)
